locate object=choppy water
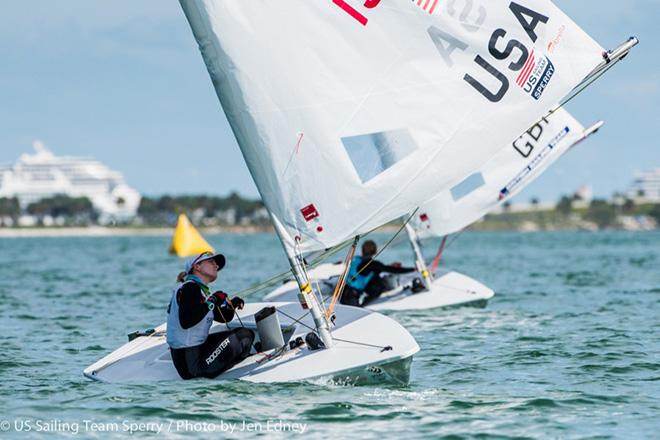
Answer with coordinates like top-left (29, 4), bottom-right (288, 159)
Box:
top-left (0, 231), bottom-right (658, 439)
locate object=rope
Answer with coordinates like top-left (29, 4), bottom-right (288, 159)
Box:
top-left (228, 214), bottom-right (415, 300)
top-left (326, 236), bottom-right (359, 319)
top-left (230, 237), bottom-right (357, 298)
top-left (426, 228), bottom-right (466, 267)
top-left (276, 309), bottom-right (392, 351)
top-left (212, 302), bottom-right (233, 330)
top-left (430, 236), bottom-right (448, 273)
top-left (255, 346), bottom-right (288, 364)
top-left (276, 308), bottom-right (314, 332)
top-left (225, 298), bottom-right (245, 328)
top-left (331, 337), bottom-right (392, 351)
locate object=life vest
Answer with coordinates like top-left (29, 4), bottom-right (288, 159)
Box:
top-left (166, 280), bottom-right (214, 349)
top-left (346, 256), bottom-right (374, 291)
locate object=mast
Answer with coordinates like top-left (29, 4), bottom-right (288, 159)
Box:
top-left (271, 214), bottom-right (334, 348)
top-left (404, 223), bottom-right (432, 289)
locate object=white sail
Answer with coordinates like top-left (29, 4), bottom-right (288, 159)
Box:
top-left (413, 108), bottom-right (601, 237)
top-left (180, 0), bottom-right (605, 252)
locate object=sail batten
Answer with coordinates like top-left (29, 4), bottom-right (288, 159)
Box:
top-left (180, 0), bottom-right (614, 252)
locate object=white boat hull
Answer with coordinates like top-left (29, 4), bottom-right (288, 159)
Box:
top-left (264, 263), bottom-right (494, 311)
top-left (84, 302), bottom-right (419, 385)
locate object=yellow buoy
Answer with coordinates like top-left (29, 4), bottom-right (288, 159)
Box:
top-left (169, 214), bottom-right (215, 257)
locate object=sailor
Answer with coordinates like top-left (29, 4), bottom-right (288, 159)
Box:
top-left (166, 251), bottom-right (254, 379)
top-left (342, 240), bottom-right (416, 307)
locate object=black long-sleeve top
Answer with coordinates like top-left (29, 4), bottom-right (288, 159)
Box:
top-left (175, 282), bottom-right (235, 329)
top-left (356, 258), bottom-right (415, 277)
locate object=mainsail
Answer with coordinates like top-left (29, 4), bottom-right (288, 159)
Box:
top-left (179, 0), bottom-right (607, 253)
top-left (412, 108), bottom-right (601, 237)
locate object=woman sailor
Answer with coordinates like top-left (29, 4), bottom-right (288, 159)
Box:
top-left (167, 251), bottom-right (254, 379)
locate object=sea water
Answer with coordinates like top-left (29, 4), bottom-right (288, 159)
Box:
top-left (0, 231), bottom-right (658, 439)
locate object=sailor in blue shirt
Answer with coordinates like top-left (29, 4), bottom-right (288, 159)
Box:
top-left (343, 240), bottom-right (415, 307)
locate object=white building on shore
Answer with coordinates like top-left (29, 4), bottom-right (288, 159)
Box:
top-left (627, 168), bottom-right (660, 202)
top-left (0, 141), bottom-right (141, 223)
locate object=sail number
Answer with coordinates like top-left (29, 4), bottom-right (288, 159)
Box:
top-left (334, 1), bottom-right (552, 104)
top-left (512, 116), bottom-right (549, 158)
top-left (430, 1), bottom-right (550, 103)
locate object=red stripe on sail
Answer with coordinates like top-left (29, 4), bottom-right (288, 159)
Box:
top-left (428, 0), bottom-right (440, 14)
top-left (518, 57), bottom-right (535, 86)
top-left (517, 51), bottom-right (535, 82)
top-left (333, 0), bottom-right (368, 26)
top-left (516, 51), bottom-right (535, 85)
top-left (517, 52), bottom-right (536, 86)
top-left (423, 0), bottom-right (431, 10)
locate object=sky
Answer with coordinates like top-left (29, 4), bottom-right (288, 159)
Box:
top-left (0, 1), bottom-right (658, 203)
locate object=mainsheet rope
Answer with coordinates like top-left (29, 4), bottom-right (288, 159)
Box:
top-left (325, 236), bottom-right (359, 319)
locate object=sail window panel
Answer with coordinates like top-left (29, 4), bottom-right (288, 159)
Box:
top-left (450, 173), bottom-right (486, 201)
top-left (341, 129), bottom-right (419, 184)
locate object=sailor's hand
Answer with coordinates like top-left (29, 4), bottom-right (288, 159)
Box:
top-left (231, 296), bottom-right (245, 310)
top-left (209, 291), bottom-right (228, 304)
top-left (391, 261), bottom-right (402, 268)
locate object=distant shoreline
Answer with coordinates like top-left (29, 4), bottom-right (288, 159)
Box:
top-left (0, 223), bottom-right (656, 238)
top-left (0, 226), bottom-right (273, 238)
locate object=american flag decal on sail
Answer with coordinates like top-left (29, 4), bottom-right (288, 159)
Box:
top-left (516, 49), bottom-right (556, 101)
top-left (517, 50), bottom-right (536, 87)
top-left (413, 0), bottom-right (440, 15)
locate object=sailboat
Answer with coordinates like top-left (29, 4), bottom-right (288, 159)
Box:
top-left (85, 1), bottom-right (636, 384)
top-left (410, 111), bottom-right (604, 239)
top-left (264, 109), bottom-right (601, 310)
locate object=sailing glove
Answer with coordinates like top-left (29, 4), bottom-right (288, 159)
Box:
top-left (231, 297), bottom-right (245, 310)
top-left (206, 291), bottom-right (228, 309)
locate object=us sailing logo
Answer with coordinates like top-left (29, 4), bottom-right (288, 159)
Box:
top-left (516, 49), bottom-right (556, 100)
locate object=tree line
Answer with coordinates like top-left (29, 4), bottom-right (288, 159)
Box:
top-left (494, 195), bottom-right (660, 230)
top-left (0, 192), bottom-right (266, 226)
top-left (0, 195), bottom-right (97, 226)
top-left (0, 193), bottom-right (658, 228)
top-left (137, 192), bottom-right (266, 225)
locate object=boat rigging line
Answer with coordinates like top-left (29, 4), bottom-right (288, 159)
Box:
top-left (276, 308), bottom-right (393, 352)
top-left (325, 236), bottom-right (359, 320)
top-left (230, 209), bottom-right (419, 299)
